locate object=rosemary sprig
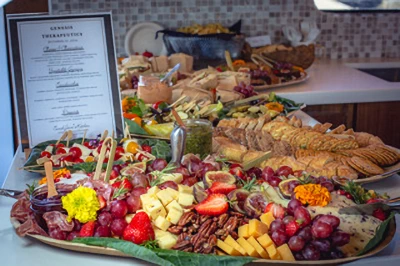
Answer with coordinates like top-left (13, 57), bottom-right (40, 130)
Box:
top-left (239, 177), bottom-right (258, 192)
top-left (148, 164), bottom-right (177, 187)
top-left (341, 181), bottom-right (366, 204)
top-left (26, 181), bottom-right (38, 195)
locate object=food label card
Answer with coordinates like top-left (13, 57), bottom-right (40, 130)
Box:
top-left (8, 13), bottom-right (122, 148)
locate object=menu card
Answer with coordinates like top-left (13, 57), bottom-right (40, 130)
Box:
top-left (8, 13), bottom-right (122, 148)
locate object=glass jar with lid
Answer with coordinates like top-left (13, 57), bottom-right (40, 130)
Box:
top-left (177, 119), bottom-right (212, 159)
top-left (137, 76), bottom-right (172, 104)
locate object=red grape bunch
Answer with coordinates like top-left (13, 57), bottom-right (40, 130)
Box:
top-left (233, 82), bottom-right (258, 98)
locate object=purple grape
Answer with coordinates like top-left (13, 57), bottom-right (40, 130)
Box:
top-left (311, 239), bottom-right (331, 252)
top-left (288, 236), bottom-right (306, 252)
top-left (297, 226), bottom-right (312, 242)
top-left (331, 231), bottom-right (350, 247)
top-left (302, 243), bottom-right (321, 260)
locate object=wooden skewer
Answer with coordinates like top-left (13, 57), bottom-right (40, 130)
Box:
top-left (93, 137), bottom-right (117, 183)
top-left (112, 130), bottom-right (115, 139)
top-left (66, 130), bottom-right (73, 147)
top-left (100, 130), bottom-right (108, 141)
top-left (44, 161), bottom-right (58, 198)
top-left (124, 122), bottom-right (131, 139)
top-left (171, 108), bottom-right (185, 128)
top-left (55, 131), bottom-right (69, 146)
top-left (81, 129), bottom-right (87, 145)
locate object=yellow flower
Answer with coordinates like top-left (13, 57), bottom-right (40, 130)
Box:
top-left (265, 102), bottom-right (284, 113)
top-left (61, 186), bottom-right (100, 223)
top-left (294, 184), bottom-right (331, 207)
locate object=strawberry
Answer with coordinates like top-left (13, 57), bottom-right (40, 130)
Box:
top-left (79, 221), bottom-right (95, 237)
top-left (112, 179), bottom-right (133, 191)
top-left (229, 167), bottom-right (246, 180)
top-left (141, 145), bottom-right (152, 153)
top-left (110, 169), bottom-right (119, 180)
top-left (195, 194), bottom-right (228, 216)
top-left (97, 195), bottom-right (107, 209)
top-left (372, 208), bottom-right (386, 221)
top-left (123, 212), bottom-right (154, 244)
top-left (209, 182), bottom-right (236, 195)
top-left (142, 50), bottom-right (153, 58)
top-left (264, 203), bottom-right (286, 219)
top-left (366, 198), bottom-right (383, 204)
top-left (264, 202), bottom-right (274, 213)
top-left (285, 220), bottom-right (300, 237)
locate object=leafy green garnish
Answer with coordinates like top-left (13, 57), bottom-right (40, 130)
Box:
top-left (141, 240), bottom-right (159, 250)
top-left (357, 212), bottom-right (395, 256)
top-left (149, 164), bottom-right (177, 186)
top-left (128, 95), bottom-right (149, 117)
top-left (138, 139), bottom-right (171, 161)
top-left (124, 118), bottom-right (149, 135)
top-left (72, 237), bottom-right (254, 266)
top-left (72, 162), bottom-right (97, 173)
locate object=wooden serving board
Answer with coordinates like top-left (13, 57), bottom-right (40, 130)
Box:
top-left (11, 217), bottom-right (396, 265)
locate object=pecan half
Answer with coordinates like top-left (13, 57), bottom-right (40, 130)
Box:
top-left (168, 225), bottom-right (183, 235)
top-left (177, 232), bottom-right (191, 242)
top-left (199, 215), bottom-right (211, 224)
top-left (223, 216), bottom-right (238, 233)
top-left (217, 213), bottom-right (229, 227)
top-left (173, 240), bottom-right (193, 252)
top-left (178, 212), bottom-right (196, 226)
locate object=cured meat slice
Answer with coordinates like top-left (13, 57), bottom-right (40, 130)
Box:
top-left (10, 192), bottom-right (31, 222)
top-left (14, 215), bottom-right (48, 237)
top-left (43, 211), bottom-right (74, 232)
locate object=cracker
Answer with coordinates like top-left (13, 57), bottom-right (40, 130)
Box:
top-left (329, 124), bottom-right (346, 134)
top-left (350, 156), bottom-right (384, 176)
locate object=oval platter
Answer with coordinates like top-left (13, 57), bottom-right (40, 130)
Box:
top-left (253, 73), bottom-right (309, 91)
top-left (11, 217), bottom-right (396, 265)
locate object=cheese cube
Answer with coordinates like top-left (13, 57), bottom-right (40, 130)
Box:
top-left (166, 187), bottom-right (179, 200)
top-left (238, 224), bottom-right (250, 238)
top-left (276, 244), bottom-right (295, 261)
top-left (224, 235), bottom-right (247, 256)
top-left (166, 200), bottom-right (183, 213)
top-left (216, 249), bottom-right (228, 256)
top-left (260, 212), bottom-right (275, 227)
top-left (257, 234), bottom-right (274, 249)
top-left (156, 189), bottom-right (175, 206)
top-left (161, 173), bottom-right (183, 184)
top-left (178, 193), bottom-right (194, 206)
top-left (217, 239), bottom-right (241, 256)
top-left (266, 245), bottom-right (281, 260)
top-left (247, 236), bottom-right (269, 259)
top-left (166, 207), bottom-right (183, 224)
top-left (154, 216), bottom-right (171, 231)
top-left (178, 184), bottom-right (193, 194)
top-left (237, 237), bottom-right (259, 257)
top-left (146, 199), bottom-right (167, 219)
top-left (125, 214), bottom-right (134, 224)
top-left (248, 219), bottom-right (269, 238)
top-left (147, 186), bottom-right (160, 196)
top-left (154, 229), bottom-right (169, 239)
top-left (158, 232), bottom-right (178, 250)
top-left (140, 194), bottom-right (157, 210)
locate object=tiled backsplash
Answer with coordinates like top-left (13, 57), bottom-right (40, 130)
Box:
top-left (51, 0), bottom-right (399, 59)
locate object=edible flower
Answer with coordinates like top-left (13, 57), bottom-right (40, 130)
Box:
top-left (294, 184), bottom-right (331, 207)
top-left (39, 168), bottom-right (71, 185)
top-left (61, 186), bottom-right (100, 223)
top-left (265, 102), bottom-right (284, 113)
top-left (121, 97), bottom-right (136, 112)
top-left (232, 59), bottom-right (246, 66)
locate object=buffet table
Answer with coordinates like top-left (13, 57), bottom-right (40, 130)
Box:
top-left (1, 111), bottom-right (399, 265)
top-left (271, 58), bottom-right (400, 105)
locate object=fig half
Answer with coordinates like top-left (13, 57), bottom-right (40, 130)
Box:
top-left (204, 171), bottom-right (236, 188)
top-left (244, 192), bottom-right (269, 218)
top-left (227, 189), bottom-right (250, 214)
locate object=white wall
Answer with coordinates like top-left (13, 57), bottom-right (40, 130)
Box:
top-left (0, 7), bottom-right (15, 186)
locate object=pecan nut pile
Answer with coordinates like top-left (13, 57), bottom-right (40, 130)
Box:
top-left (169, 211), bottom-right (248, 254)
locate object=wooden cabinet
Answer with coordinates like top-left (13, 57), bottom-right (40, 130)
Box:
top-left (304, 102), bottom-right (400, 148)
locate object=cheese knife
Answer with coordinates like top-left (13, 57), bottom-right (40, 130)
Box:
top-left (338, 197), bottom-right (400, 216)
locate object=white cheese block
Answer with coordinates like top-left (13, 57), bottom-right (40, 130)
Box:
top-left (157, 232), bottom-right (178, 250)
top-left (154, 216), bottom-right (171, 231)
top-left (166, 200), bottom-right (183, 213)
top-left (178, 192), bottom-right (194, 206)
top-left (166, 207), bottom-right (183, 225)
top-left (72, 143), bottom-right (92, 157)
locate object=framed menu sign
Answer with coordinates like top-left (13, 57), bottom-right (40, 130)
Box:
top-left (7, 13), bottom-right (123, 148)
